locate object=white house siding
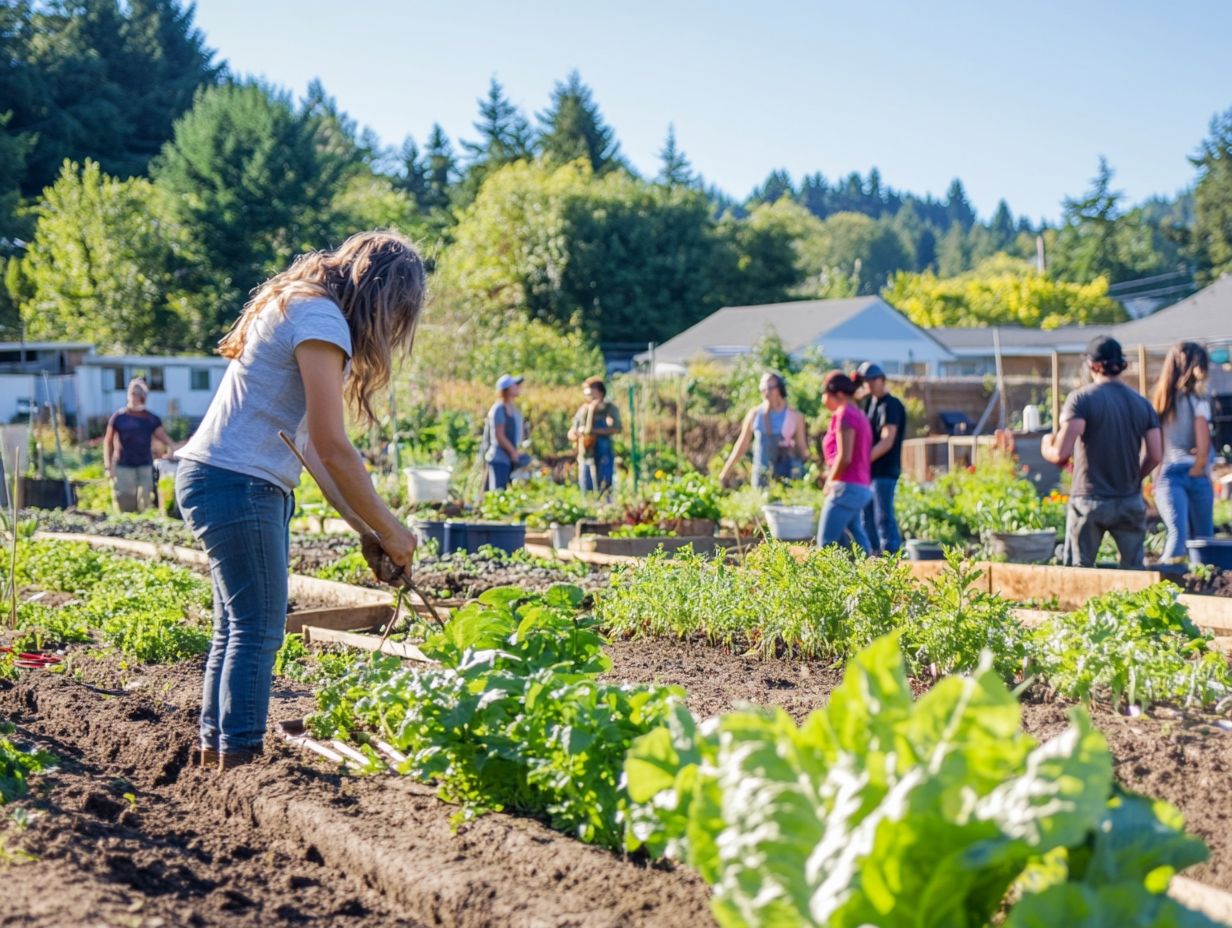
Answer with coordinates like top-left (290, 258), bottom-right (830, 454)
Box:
top-left (77, 358), bottom-right (231, 431)
top-left (0, 374), bottom-right (77, 424)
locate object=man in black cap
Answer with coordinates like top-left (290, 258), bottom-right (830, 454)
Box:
top-left (855, 361), bottom-right (906, 554)
top-left (1042, 336), bottom-right (1162, 568)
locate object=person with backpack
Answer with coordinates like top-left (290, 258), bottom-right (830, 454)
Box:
top-left (1150, 341), bottom-right (1215, 563)
top-left (854, 361), bottom-right (906, 555)
top-left (718, 372), bottom-right (809, 488)
top-left (1042, 336), bottom-right (1162, 568)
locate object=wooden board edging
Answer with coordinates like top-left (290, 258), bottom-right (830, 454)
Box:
top-left (302, 625), bottom-right (435, 663)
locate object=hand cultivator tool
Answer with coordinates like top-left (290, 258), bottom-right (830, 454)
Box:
top-left (0, 646), bottom-right (63, 670)
top-left (277, 432), bottom-right (445, 638)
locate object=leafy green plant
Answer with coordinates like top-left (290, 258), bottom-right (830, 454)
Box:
top-left (0, 723), bottom-right (56, 804)
top-left (0, 540), bottom-right (211, 663)
top-left (1032, 584), bottom-right (1232, 709)
top-left (609, 524), bottom-right (675, 539)
top-left (310, 585), bottom-right (683, 850)
top-left (623, 634), bottom-right (1216, 928)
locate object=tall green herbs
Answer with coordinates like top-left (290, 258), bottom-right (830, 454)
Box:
top-left (596, 543), bottom-right (1026, 680)
top-left (310, 585), bottom-right (682, 849)
top-left (623, 635), bottom-right (1217, 928)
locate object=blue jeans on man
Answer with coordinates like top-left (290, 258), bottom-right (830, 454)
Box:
top-left (818, 481), bottom-right (873, 554)
top-left (863, 476), bottom-right (902, 554)
top-left (175, 461), bottom-right (294, 755)
top-left (1155, 462), bottom-right (1215, 561)
top-left (580, 437), bottom-right (614, 493)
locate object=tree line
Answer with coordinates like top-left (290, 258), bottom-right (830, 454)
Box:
top-left (2, 0), bottom-right (1231, 361)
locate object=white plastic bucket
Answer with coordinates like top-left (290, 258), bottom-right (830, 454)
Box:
top-left (404, 467), bottom-right (451, 504)
top-left (549, 522), bottom-right (577, 550)
top-left (762, 504), bottom-right (818, 541)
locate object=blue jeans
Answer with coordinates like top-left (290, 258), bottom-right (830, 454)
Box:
top-left (818, 481), bottom-right (873, 554)
top-left (752, 456), bottom-right (804, 489)
top-left (580, 448), bottom-right (614, 493)
top-left (1155, 462), bottom-right (1215, 561)
top-left (862, 476), bottom-right (902, 555)
top-left (175, 461), bottom-right (294, 754)
top-left (487, 460), bottom-right (512, 491)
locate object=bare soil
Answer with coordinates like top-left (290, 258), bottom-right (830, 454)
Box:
top-left (0, 655), bottom-right (710, 928)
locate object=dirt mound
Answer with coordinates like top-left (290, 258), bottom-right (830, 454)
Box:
top-left (0, 657), bottom-right (711, 927)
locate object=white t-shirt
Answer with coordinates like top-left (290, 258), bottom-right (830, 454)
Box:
top-left (179, 297), bottom-right (352, 491)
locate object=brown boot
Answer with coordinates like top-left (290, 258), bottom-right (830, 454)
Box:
top-left (197, 746), bottom-right (219, 767)
top-left (218, 749), bottom-right (262, 771)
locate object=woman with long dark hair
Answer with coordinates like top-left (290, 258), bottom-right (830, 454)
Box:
top-left (176, 231), bottom-right (426, 770)
top-left (1149, 341), bottom-right (1214, 562)
top-left (816, 371), bottom-right (873, 552)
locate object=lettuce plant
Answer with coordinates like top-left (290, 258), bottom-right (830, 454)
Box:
top-left (623, 634), bottom-right (1216, 928)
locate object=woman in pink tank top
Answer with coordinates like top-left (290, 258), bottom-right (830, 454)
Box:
top-left (817, 371), bottom-right (874, 552)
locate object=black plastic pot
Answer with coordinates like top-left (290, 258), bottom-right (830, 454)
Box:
top-left (19, 477), bottom-right (75, 510)
top-left (906, 539), bottom-right (946, 561)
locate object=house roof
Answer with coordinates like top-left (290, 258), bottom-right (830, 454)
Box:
top-left (0, 341), bottom-right (94, 352)
top-left (80, 354), bottom-right (230, 367)
top-left (931, 324), bottom-right (1110, 357)
top-left (642, 296), bottom-right (937, 363)
top-left (1112, 274), bottom-right (1232, 348)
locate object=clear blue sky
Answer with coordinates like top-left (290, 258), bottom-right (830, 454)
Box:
top-left (192, 0), bottom-right (1232, 223)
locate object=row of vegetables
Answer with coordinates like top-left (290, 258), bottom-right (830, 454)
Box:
top-left (308, 577), bottom-right (1226, 927)
top-left (1, 537), bottom-right (1229, 925)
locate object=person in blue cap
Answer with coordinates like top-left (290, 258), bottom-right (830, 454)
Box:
top-left (854, 361), bottom-right (906, 554)
top-left (483, 374), bottom-right (526, 490)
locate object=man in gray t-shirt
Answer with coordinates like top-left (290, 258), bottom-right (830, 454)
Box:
top-left (1042, 336), bottom-right (1162, 568)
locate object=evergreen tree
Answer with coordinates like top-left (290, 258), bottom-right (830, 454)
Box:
top-left (536, 71), bottom-right (624, 174)
top-left (1192, 107), bottom-right (1232, 280)
top-left (7, 0), bottom-right (217, 194)
top-left (1053, 157), bottom-right (1125, 283)
top-left (752, 169), bottom-right (795, 204)
top-left (657, 124), bottom-right (694, 187)
top-left (463, 78), bottom-right (533, 166)
top-left (798, 172), bottom-right (829, 218)
top-left (396, 137), bottom-right (431, 209)
top-left (944, 178), bottom-right (976, 229)
top-left (151, 81), bottom-right (359, 346)
top-left (936, 221), bottom-right (970, 276)
top-left (423, 123), bottom-right (457, 212)
top-left (990, 199), bottom-right (1016, 250)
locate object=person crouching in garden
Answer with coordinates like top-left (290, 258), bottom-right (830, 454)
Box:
top-left (1042, 336), bottom-right (1161, 568)
top-left (104, 378), bottom-right (176, 512)
top-left (854, 361), bottom-right (906, 555)
top-left (568, 376), bottom-right (621, 494)
top-left (1150, 341), bottom-right (1215, 563)
top-left (817, 371), bottom-right (874, 553)
top-left (176, 231), bottom-right (425, 770)
top-left (718, 372), bottom-right (808, 488)
top-left (483, 374), bottom-right (526, 491)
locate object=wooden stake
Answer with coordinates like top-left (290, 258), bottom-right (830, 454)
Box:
top-left (675, 378), bottom-right (685, 464)
top-left (1050, 352), bottom-right (1061, 433)
top-left (1138, 344), bottom-right (1148, 396)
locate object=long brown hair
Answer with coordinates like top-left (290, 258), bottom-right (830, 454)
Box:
top-left (1150, 340), bottom-right (1208, 422)
top-left (219, 231), bottom-right (426, 424)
